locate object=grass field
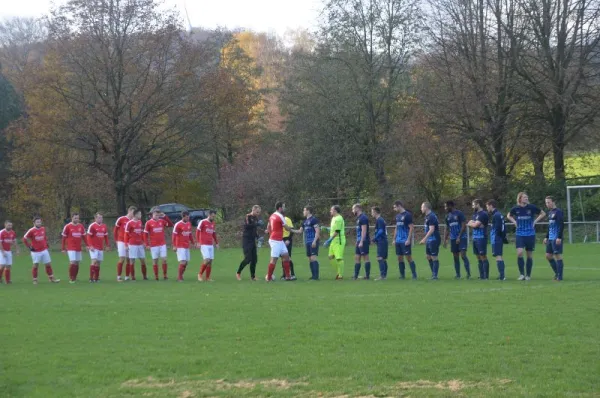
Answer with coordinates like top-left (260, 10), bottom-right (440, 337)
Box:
top-left (1, 244), bottom-right (599, 397)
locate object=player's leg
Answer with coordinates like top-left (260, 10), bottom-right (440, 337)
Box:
top-left (3, 264), bottom-right (11, 284)
top-left (287, 243), bottom-right (296, 279)
top-left (353, 248), bottom-right (362, 280)
top-left (397, 243), bottom-right (406, 278)
top-left (237, 244), bottom-right (252, 279)
top-left (426, 244), bottom-right (434, 276)
top-left (205, 258), bottom-right (214, 281)
top-left (553, 240), bottom-right (564, 281)
top-left (176, 248), bottom-right (188, 281)
top-left (493, 242), bottom-right (505, 280)
top-left (43, 250), bottom-right (59, 283)
top-left (451, 240), bottom-right (460, 278)
top-left (335, 243), bottom-right (345, 280)
top-left (129, 257), bottom-right (137, 280)
top-left (266, 252), bottom-right (279, 282)
top-left (0, 265), bottom-right (4, 284)
top-left (151, 247), bottom-right (160, 280)
top-left (363, 251), bottom-right (371, 280)
top-left (280, 252), bottom-right (291, 280)
top-left (249, 245), bottom-right (258, 280)
top-left (525, 237), bottom-right (535, 280)
top-left (545, 242), bottom-right (557, 279)
top-left (460, 236), bottom-right (471, 278)
top-left (309, 248), bottom-right (320, 280)
top-left (32, 261), bottom-right (40, 284)
top-left (515, 237), bottom-right (526, 280)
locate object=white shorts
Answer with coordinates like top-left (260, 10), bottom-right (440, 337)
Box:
top-left (128, 245), bottom-right (145, 259)
top-left (177, 248), bottom-right (190, 262)
top-left (117, 242), bottom-right (128, 258)
top-left (89, 249), bottom-right (104, 262)
top-left (200, 245), bottom-right (214, 260)
top-left (150, 245), bottom-right (167, 260)
top-left (0, 251), bottom-right (13, 266)
top-left (269, 239), bottom-right (288, 258)
top-left (31, 249), bottom-right (51, 265)
top-left (67, 251), bottom-right (82, 262)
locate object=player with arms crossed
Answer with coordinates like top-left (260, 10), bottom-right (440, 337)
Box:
top-left (486, 200), bottom-right (507, 280)
top-left (507, 192), bottom-right (546, 281)
top-left (265, 202), bottom-right (293, 281)
top-left (196, 210), bottom-right (219, 282)
top-left (236, 205), bottom-right (261, 281)
top-left (324, 205), bottom-right (346, 280)
top-left (291, 206), bottom-right (321, 280)
top-left (87, 213), bottom-right (110, 282)
top-left (114, 206), bottom-right (136, 281)
top-left (144, 209), bottom-right (174, 280)
top-left (352, 204), bottom-right (371, 280)
top-left (419, 202), bottom-right (441, 280)
top-left (443, 201), bottom-right (471, 279)
top-left (125, 209), bottom-right (147, 280)
top-left (23, 217), bottom-right (60, 284)
top-left (371, 207), bottom-right (388, 280)
top-left (544, 196), bottom-right (565, 281)
top-left (394, 201), bottom-right (417, 279)
top-left (62, 213), bottom-right (87, 284)
top-left (0, 220), bottom-right (19, 284)
top-left (172, 211), bottom-right (195, 282)
top-left (467, 199), bottom-right (489, 279)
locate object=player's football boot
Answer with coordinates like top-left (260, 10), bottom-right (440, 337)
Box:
top-left (517, 275), bottom-right (526, 280)
top-left (198, 274), bottom-right (204, 282)
top-left (236, 273), bottom-right (241, 281)
top-left (525, 276), bottom-right (531, 281)
top-left (50, 277), bottom-right (60, 283)
top-left (33, 279), bottom-right (38, 285)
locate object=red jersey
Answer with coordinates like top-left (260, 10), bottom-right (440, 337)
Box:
top-left (23, 227), bottom-right (49, 252)
top-left (172, 220), bottom-right (195, 249)
top-left (62, 222), bottom-right (86, 251)
top-left (269, 212), bottom-right (286, 241)
top-left (87, 222), bottom-right (109, 250)
top-left (124, 219), bottom-right (144, 245)
top-left (114, 215), bottom-right (131, 242)
top-left (144, 216), bottom-right (174, 247)
top-left (0, 229), bottom-right (17, 252)
top-left (196, 219), bottom-right (218, 245)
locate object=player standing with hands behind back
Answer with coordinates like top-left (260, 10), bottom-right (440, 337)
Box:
top-left (507, 192), bottom-right (546, 281)
top-left (0, 221), bottom-right (19, 284)
top-left (197, 210), bottom-right (219, 282)
top-left (544, 196), bottom-right (565, 281)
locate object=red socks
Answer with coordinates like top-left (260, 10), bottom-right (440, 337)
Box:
top-left (267, 262), bottom-right (276, 280)
top-left (125, 261), bottom-right (131, 277)
top-left (0, 268), bottom-right (3, 282)
top-left (177, 264), bottom-right (185, 280)
top-left (199, 264), bottom-right (207, 277)
top-left (141, 264), bottom-right (147, 279)
top-left (206, 265), bottom-right (212, 279)
top-left (5, 269), bottom-right (10, 283)
top-left (32, 267), bottom-right (38, 279)
top-left (45, 264), bottom-right (53, 277)
top-left (283, 261), bottom-right (291, 279)
top-left (162, 262), bottom-right (168, 278)
top-left (153, 264), bottom-right (159, 279)
top-left (117, 261), bottom-right (123, 276)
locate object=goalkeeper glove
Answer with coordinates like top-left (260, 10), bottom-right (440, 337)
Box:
top-left (324, 238), bottom-right (333, 247)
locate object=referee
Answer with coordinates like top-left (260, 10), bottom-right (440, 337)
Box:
top-left (282, 211), bottom-right (297, 280)
top-left (236, 205), bottom-right (261, 281)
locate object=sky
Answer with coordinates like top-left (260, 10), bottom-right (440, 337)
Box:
top-left (0, 0), bottom-right (322, 35)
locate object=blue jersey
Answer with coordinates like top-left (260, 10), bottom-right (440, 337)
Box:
top-left (445, 210), bottom-right (467, 240)
top-left (547, 208), bottom-right (564, 240)
top-left (509, 204), bottom-right (541, 236)
top-left (424, 212), bottom-right (440, 242)
top-left (356, 213), bottom-right (370, 243)
top-left (472, 210), bottom-right (489, 240)
top-left (303, 216), bottom-right (320, 244)
top-left (490, 209), bottom-right (505, 244)
top-left (373, 217), bottom-right (387, 242)
top-left (395, 211), bottom-right (413, 243)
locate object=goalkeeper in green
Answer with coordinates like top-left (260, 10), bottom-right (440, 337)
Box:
top-left (324, 205), bottom-right (346, 279)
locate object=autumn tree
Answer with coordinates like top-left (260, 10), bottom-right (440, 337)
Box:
top-left (44, 0), bottom-right (214, 213)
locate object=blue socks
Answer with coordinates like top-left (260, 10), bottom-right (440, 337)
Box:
top-left (383, 261), bottom-right (388, 277)
top-left (462, 255), bottom-right (471, 277)
top-left (483, 260), bottom-right (490, 279)
top-left (409, 261), bottom-right (417, 278)
top-left (310, 261), bottom-right (319, 279)
top-left (378, 260), bottom-right (385, 278)
top-left (517, 257), bottom-right (525, 275)
top-left (557, 260), bottom-right (564, 280)
top-left (478, 260), bottom-right (484, 278)
top-left (399, 262), bottom-right (406, 278)
top-left (354, 263), bottom-right (361, 279)
top-left (548, 259), bottom-right (557, 276)
top-left (453, 257), bottom-right (460, 277)
top-left (365, 262), bottom-right (371, 279)
top-left (526, 258), bottom-right (533, 277)
top-left (428, 259), bottom-right (434, 274)
top-left (497, 260), bottom-right (505, 279)
top-left (432, 260), bottom-right (439, 278)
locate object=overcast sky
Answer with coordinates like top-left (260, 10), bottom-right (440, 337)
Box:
top-left (0, 0), bottom-right (322, 35)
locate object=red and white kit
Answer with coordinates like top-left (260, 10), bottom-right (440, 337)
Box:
top-left (114, 215), bottom-right (131, 257)
top-left (173, 220), bottom-right (195, 262)
top-left (268, 212), bottom-right (288, 258)
top-left (87, 222), bottom-right (109, 261)
top-left (125, 219), bottom-right (145, 259)
top-left (144, 216), bottom-right (174, 260)
top-left (24, 227), bottom-right (51, 264)
top-left (62, 222), bottom-right (86, 262)
top-left (0, 229), bottom-right (17, 266)
top-left (196, 219), bottom-right (218, 260)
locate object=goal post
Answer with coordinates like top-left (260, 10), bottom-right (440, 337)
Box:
top-left (566, 184), bottom-right (600, 244)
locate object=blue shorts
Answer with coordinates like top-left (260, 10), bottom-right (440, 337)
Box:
top-left (546, 240), bottom-right (563, 255)
top-left (491, 240), bottom-right (504, 257)
top-left (426, 241), bottom-right (440, 257)
top-left (395, 242), bottom-right (412, 256)
top-left (472, 238), bottom-right (488, 256)
top-left (516, 235), bottom-right (536, 251)
top-left (305, 242), bottom-right (319, 257)
top-left (376, 241), bottom-right (388, 259)
top-left (450, 237), bottom-right (468, 253)
top-left (355, 242), bottom-right (370, 256)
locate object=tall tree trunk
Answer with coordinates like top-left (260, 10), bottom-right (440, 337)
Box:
top-left (461, 149), bottom-right (469, 194)
top-left (116, 184), bottom-right (127, 215)
top-left (529, 150), bottom-right (546, 185)
top-left (553, 124), bottom-right (566, 185)
top-left (491, 131), bottom-right (508, 200)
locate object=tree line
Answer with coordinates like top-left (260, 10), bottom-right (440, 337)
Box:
top-left (1, 0), bottom-right (599, 233)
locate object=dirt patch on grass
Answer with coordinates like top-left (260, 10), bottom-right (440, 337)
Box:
top-left (396, 379), bottom-right (512, 392)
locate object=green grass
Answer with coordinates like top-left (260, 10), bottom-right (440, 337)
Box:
top-left (1, 244), bottom-right (599, 397)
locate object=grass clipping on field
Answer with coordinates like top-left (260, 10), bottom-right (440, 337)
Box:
top-left (122, 376), bottom-right (512, 397)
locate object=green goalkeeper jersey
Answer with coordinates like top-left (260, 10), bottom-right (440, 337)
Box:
top-left (330, 215), bottom-right (346, 243)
